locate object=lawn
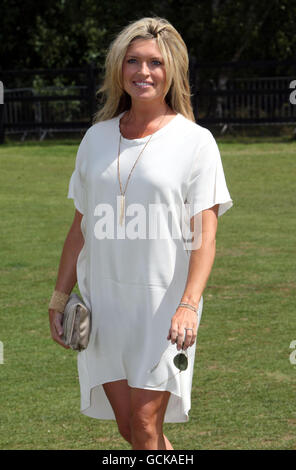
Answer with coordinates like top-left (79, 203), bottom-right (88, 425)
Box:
top-left (0, 136), bottom-right (295, 450)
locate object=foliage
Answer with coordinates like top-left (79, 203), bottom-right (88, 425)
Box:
top-left (1, 0), bottom-right (296, 72)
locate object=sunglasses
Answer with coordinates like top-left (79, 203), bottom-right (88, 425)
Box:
top-left (173, 347), bottom-right (188, 371)
top-left (151, 343), bottom-right (188, 387)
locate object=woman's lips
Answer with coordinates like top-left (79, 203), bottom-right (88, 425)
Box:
top-left (133, 81), bottom-right (154, 88)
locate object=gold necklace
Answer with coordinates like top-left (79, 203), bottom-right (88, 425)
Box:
top-left (117, 107), bottom-right (169, 226)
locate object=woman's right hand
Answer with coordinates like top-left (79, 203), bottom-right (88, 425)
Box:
top-left (49, 309), bottom-right (70, 349)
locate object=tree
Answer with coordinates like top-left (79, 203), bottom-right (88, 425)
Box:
top-left (1, 0), bottom-right (295, 72)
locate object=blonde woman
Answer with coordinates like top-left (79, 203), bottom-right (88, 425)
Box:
top-left (49, 17), bottom-right (233, 450)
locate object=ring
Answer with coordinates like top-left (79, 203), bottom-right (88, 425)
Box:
top-left (185, 328), bottom-right (193, 331)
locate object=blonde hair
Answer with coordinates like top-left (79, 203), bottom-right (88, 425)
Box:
top-left (93, 17), bottom-right (195, 123)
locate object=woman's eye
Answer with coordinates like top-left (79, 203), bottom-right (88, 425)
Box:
top-left (126, 59), bottom-right (162, 65)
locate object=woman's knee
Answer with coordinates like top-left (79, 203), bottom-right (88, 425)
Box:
top-left (130, 408), bottom-right (160, 443)
top-left (130, 389), bottom-right (170, 436)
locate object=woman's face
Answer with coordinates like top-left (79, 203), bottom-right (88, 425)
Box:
top-left (122, 39), bottom-right (167, 105)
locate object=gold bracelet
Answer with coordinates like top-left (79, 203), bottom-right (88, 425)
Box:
top-left (48, 290), bottom-right (69, 313)
top-left (178, 302), bottom-right (198, 314)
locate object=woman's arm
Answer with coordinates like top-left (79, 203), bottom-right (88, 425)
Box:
top-left (168, 204), bottom-right (219, 351)
top-left (48, 209), bottom-right (85, 349)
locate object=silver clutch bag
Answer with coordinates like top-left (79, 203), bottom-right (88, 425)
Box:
top-left (62, 293), bottom-right (91, 351)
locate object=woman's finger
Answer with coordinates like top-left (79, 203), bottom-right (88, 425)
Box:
top-left (49, 310), bottom-right (70, 349)
top-left (176, 328), bottom-right (186, 350)
top-left (189, 329), bottom-right (198, 347)
top-left (52, 323), bottom-right (70, 349)
top-left (53, 313), bottom-right (64, 337)
top-left (168, 321), bottom-right (179, 344)
top-left (182, 328), bottom-right (193, 350)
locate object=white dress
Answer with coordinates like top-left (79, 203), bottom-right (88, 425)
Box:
top-left (67, 112), bottom-right (233, 423)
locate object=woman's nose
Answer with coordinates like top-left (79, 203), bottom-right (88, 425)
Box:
top-left (138, 61), bottom-right (150, 75)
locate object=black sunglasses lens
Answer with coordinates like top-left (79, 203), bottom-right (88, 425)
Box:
top-left (173, 353), bottom-right (188, 371)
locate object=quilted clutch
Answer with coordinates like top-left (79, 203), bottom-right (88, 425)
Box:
top-left (62, 293), bottom-right (91, 351)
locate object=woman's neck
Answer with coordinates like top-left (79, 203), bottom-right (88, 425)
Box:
top-left (125, 100), bottom-right (170, 126)
top-left (119, 98), bottom-right (177, 139)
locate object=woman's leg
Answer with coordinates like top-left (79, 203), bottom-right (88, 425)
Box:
top-left (102, 381), bottom-right (173, 449)
top-left (129, 387), bottom-right (174, 450)
top-left (102, 380), bottom-right (132, 444)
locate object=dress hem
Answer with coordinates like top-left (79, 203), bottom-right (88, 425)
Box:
top-left (80, 380), bottom-right (190, 424)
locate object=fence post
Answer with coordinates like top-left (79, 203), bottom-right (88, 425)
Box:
top-left (87, 62), bottom-right (97, 126)
top-left (0, 80), bottom-right (4, 144)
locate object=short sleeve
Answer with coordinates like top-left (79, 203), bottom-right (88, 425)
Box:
top-left (185, 131), bottom-right (233, 218)
top-left (67, 134), bottom-right (87, 215)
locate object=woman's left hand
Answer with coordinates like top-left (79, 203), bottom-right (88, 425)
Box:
top-left (167, 306), bottom-right (198, 351)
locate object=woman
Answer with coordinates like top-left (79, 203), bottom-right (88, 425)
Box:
top-left (48, 17), bottom-right (233, 450)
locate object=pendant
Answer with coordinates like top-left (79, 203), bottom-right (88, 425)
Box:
top-left (119, 194), bottom-right (125, 226)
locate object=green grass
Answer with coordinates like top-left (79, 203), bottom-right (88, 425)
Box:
top-left (0, 138), bottom-right (295, 450)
